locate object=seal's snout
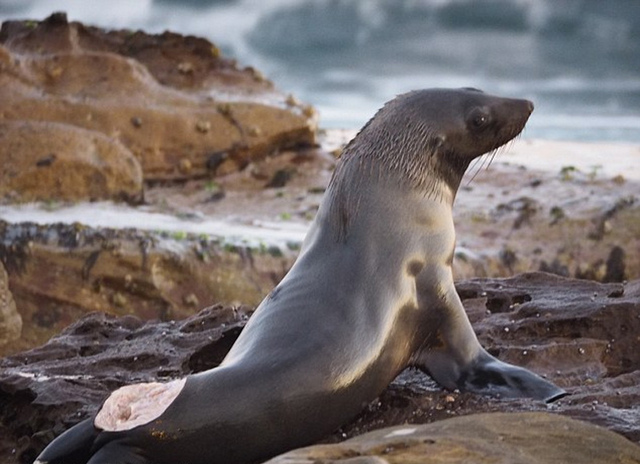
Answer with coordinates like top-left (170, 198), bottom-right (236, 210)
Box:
top-left (513, 98), bottom-right (533, 117)
top-left (525, 100), bottom-right (534, 113)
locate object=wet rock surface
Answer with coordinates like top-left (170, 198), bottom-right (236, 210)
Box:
top-left (0, 13), bottom-right (316, 192)
top-left (267, 412), bottom-right (640, 464)
top-left (1, 272), bottom-right (639, 464)
top-left (0, 220), bottom-right (292, 356)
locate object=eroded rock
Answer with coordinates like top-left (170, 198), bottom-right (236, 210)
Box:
top-left (0, 13), bottom-right (316, 186)
top-left (0, 261), bottom-right (21, 350)
top-left (0, 121), bottom-right (143, 203)
top-left (267, 412), bottom-right (640, 464)
top-left (0, 220), bottom-right (293, 355)
top-left (1, 273), bottom-right (639, 464)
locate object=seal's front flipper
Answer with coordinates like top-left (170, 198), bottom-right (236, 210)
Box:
top-left (458, 350), bottom-right (566, 403)
top-left (35, 418), bottom-right (97, 464)
top-left (413, 280), bottom-right (565, 403)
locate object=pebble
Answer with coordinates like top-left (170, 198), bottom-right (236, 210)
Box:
top-left (196, 120), bottom-right (211, 133)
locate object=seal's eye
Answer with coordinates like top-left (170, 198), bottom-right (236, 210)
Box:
top-left (467, 108), bottom-right (491, 130)
top-left (473, 114), bottom-right (487, 127)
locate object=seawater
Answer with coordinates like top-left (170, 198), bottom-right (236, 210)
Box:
top-left (1, 0), bottom-right (639, 142)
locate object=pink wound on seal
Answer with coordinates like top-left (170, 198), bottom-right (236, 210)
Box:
top-left (94, 378), bottom-right (186, 431)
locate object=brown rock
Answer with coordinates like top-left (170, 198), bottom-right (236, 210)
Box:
top-left (0, 220), bottom-right (293, 355)
top-left (267, 412), bottom-right (640, 464)
top-left (0, 14), bottom-right (316, 183)
top-left (0, 121), bottom-right (143, 203)
top-left (1, 272), bottom-right (640, 464)
top-left (0, 261), bottom-right (21, 349)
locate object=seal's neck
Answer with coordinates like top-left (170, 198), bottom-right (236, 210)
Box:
top-left (326, 146), bottom-right (465, 242)
top-left (432, 151), bottom-right (473, 201)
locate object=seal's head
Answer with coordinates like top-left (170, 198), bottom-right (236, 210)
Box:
top-left (385, 87), bottom-right (533, 159)
top-left (335, 88), bottom-right (533, 196)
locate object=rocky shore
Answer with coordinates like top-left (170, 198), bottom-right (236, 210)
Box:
top-left (1, 133), bottom-right (638, 356)
top-left (2, 273), bottom-right (640, 463)
top-left (1, 13), bottom-right (639, 464)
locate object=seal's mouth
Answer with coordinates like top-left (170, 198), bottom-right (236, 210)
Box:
top-left (464, 136), bottom-right (518, 186)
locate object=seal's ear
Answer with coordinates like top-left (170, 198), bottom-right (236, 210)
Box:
top-left (461, 87), bottom-right (484, 93)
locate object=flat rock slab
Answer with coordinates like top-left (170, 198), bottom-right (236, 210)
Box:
top-left (267, 412), bottom-right (640, 464)
top-left (0, 220), bottom-right (291, 355)
top-left (1, 272), bottom-right (639, 464)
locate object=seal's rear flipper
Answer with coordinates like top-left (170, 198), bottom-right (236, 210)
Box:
top-left (85, 442), bottom-right (150, 464)
top-left (35, 418), bottom-right (97, 464)
top-left (456, 350), bottom-right (566, 403)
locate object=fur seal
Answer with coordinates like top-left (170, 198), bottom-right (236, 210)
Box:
top-left (35, 88), bottom-right (565, 464)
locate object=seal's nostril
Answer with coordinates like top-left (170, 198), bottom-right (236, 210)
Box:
top-left (526, 100), bottom-right (534, 113)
